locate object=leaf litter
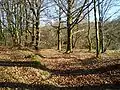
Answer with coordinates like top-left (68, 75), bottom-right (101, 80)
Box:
top-left (0, 47), bottom-right (119, 87)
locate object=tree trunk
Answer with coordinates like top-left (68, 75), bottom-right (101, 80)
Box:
top-left (87, 1), bottom-right (92, 52)
top-left (98, 0), bottom-right (104, 53)
top-left (66, 0), bottom-right (73, 53)
top-left (57, 6), bottom-right (62, 51)
top-left (0, 10), bottom-right (6, 46)
top-left (35, 18), bottom-right (39, 50)
top-left (57, 29), bottom-right (61, 51)
top-left (66, 25), bottom-right (72, 53)
top-left (101, 30), bottom-right (104, 53)
top-left (31, 18), bottom-right (35, 46)
top-left (94, 0), bottom-right (99, 57)
top-left (72, 35), bottom-right (74, 49)
top-left (25, 9), bottom-right (28, 46)
top-left (87, 20), bottom-right (92, 52)
top-left (19, 16), bottom-right (22, 45)
top-left (19, 4), bottom-right (22, 46)
top-left (98, 21), bottom-right (104, 53)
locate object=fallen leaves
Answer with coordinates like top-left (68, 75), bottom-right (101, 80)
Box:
top-left (0, 67), bottom-right (48, 84)
top-left (39, 49), bottom-right (120, 86)
top-left (0, 47), bottom-right (120, 88)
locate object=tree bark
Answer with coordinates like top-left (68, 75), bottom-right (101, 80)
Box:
top-left (35, 15), bottom-right (40, 50)
top-left (87, 0), bottom-right (92, 52)
top-left (94, 0), bottom-right (99, 57)
top-left (31, 17), bottom-right (35, 46)
top-left (98, 0), bottom-right (104, 53)
top-left (66, 0), bottom-right (73, 53)
top-left (57, 6), bottom-right (62, 51)
top-left (25, 8), bottom-right (28, 46)
top-left (57, 29), bottom-right (61, 51)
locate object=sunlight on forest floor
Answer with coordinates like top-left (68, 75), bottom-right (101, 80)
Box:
top-left (0, 46), bottom-right (119, 89)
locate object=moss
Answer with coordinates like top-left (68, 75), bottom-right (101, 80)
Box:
top-left (31, 55), bottom-right (42, 61)
top-left (33, 61), bottom-right (41, 66)
top-left (30, 55), bottom-right (42, 66)
top-left (41, 71), bottom-right (50, 76)
top-left (40, 71), bottom-right (51, 80)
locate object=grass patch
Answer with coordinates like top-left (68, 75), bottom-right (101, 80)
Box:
top-left (41, 71), bottom-right (50, 76)
top-left (40, 71), bottom-right (51, 80)
top-left (31, 55), bottom-right (42, 66)
top-left (105, 50), bottom-right (120, 58)
top-left (33, 61), bottom-right (41, 66)
top-left (31, 55), bottom-right (42, 61)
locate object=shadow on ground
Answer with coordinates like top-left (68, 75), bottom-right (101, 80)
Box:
top-left (0, 59), bottom-right (120, 89)
top-left (0, 82), bottom-right (120, 90)
top-left (50, 58), bottom-right (120, 76)
top-left (51, 63), bottom-right (120, 76)
top-left (0, 59), bottom-right (119, 75)
top-left (0, 60), bottom-right (49, 71)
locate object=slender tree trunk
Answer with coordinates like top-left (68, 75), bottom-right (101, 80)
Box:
top-left (57, 6), bottom-right (62, 51)
top-left (25, 9), bottom-right (28, 46)
top-left (1, 9), bottom-right (6, 45)
top-left (31, 18), bottom-right (35, 45)
top-left (35, 14), bottom-right (40, 50)
top-left (30, 1), bottom-right (35, 46)
top-left (94, 0), bottom-right (99, 57)
top-left (19, 3), bottom-right (22, 46)
top-left (19, 18), bottom-right (22, 45)
top-left (101, 30), bottom-right (104, 53)
top-left (72, 24), bottom-right (79, 48)
top-left (101, 8), bottom-right (104, 53)
top-left (66, 24), bottom-right (72, 53)
top-left (99, 21), bottom-right (104, 53)
top-left (72, 35), bottom-right (74, 48)
top-left (104, 39), bottom-right (112, 52)
top-left (35, 21), bottom-right (39, 50)
top-left (25, 21), bottom-right (28, 46)
top-left (98, 21), bottom-right (104, 52)
top-left (66, 21), bottom-right (72, 53)
top-left (87, 0), bottom-right (92, 52)
top-left (12, 34), bottom-right (17, 46)
top-left (6, 0), bottom-right (16, 46)
top-left (98, 0), bottom-right (104, 53)
top-left (57, 29), bottom-right (61, 51)
top-left (66, 0), bottom-right (73, 53)
top-left (87, 18), bottom-right (92, 51)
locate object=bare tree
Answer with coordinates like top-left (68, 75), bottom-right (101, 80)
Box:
top-left (27, 0), bottom-right (45, 50)
top-left (52, 0), bottom-right (92, 53)
top-left (0, 3), bottom-right (6, 45)
top-left (97, 0), bottom-right (120, 53)
top-left (94, 0), bottom-right (99, 57)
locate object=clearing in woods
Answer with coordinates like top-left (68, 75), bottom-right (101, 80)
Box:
top-left (0, 46), bottom-right (120, 89)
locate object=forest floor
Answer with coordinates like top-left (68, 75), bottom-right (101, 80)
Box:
top-left (0, 46), bottom-right (120, 89)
